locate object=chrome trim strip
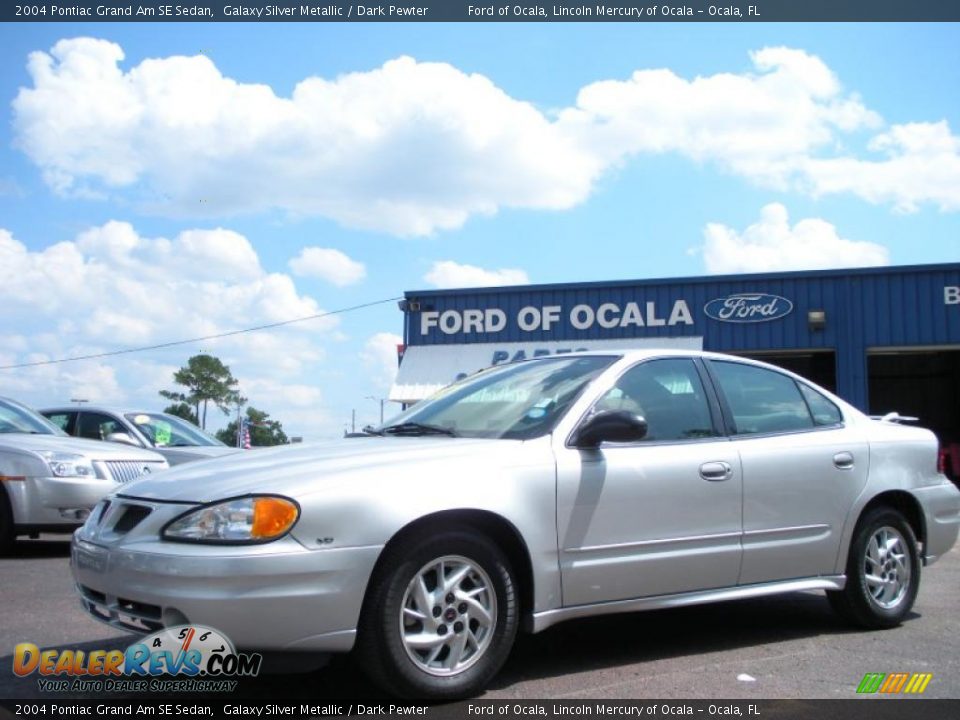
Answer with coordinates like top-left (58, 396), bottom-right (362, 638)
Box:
top-left (563, 530), bottom-right (742, 554)
top-left (528, 576), bottom-right (846, 633)
top-left (742, 524), bottom-right (831, 538)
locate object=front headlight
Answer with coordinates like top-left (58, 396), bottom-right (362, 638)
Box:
top-left (39, 452), bottom-right (96, 478)
top-left (162, 495), bottom-right (300, 544)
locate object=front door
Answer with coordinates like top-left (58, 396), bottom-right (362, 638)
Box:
top-left (556, 357), bottom-right (743, 606)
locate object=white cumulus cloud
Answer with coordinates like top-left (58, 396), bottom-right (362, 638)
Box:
top-left (361, 332), bottom-right (404, 389)
top-left (424, 260), bottom-right (529, 288)
top-left (698, 203), bottom-right (890, 274)
top-left (290, 247), bottom-right (366, 286)
top-left (12, 40), bottom-right (960, 234)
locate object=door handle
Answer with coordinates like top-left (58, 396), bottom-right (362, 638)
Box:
top-left (833, 452), bottom-right (855, 470)
top-left (700, 461), bottom-right (732, 481)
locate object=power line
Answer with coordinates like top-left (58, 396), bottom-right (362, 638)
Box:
top-left (0, 296), bottom-right (403, 370)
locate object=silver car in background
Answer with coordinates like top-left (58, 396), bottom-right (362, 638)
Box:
top-left (40, 405), bottom-right (239, 466)
top-left (0, 396), bottom-right (168, 554)
top-left (70, 351), bottom-right (960, 699)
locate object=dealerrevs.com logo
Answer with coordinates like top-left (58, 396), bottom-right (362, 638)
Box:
top-left (14, 625), bottom-right (261, 693)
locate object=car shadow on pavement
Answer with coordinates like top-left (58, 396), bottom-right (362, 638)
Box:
top-left (489, 590), bottom-right (919, 693)
top-left (0, 592), bottom-right (919, 701)
top-left (5, 537), bottom-right (72, 559)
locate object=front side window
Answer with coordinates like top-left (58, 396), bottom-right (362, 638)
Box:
top-left (77, 412), bottom-right (126, 441)
top-left (593, 358), bottom-right (717, 441)
top-left (382, 355), bottom-right (618, 440)
top-left (711, 361), bottom-right (814, 435)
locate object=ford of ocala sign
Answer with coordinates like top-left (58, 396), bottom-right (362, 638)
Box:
top-left (704, 293), bottom-right (794, 323)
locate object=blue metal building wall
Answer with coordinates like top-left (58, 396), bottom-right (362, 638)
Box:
top-left (403, 263), bottom-right (960, 412)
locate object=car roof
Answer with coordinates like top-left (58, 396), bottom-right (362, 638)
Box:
top-left (39, 405), bottom-right (164, 416)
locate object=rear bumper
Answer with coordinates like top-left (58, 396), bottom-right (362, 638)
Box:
top-left (915, 481), bottom-right (960, 565)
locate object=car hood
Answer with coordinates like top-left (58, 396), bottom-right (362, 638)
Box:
top-left (119, 437), bottom-right (515, 503)
top-left (0, 433), bottom-right (165, 461)
top-left (155, 444), bottom-right (241, 464)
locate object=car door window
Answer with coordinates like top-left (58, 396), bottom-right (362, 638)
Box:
top-left (44, 411), bottom-right (78, 435)
top-left (593, 358), bottom-right (717, 441)
top-left (77, 412), bottom-right (126, 441)
top-left (798, 383), bottom-right (843, 427)
top-left (711, 361), bottom-right (814, 435)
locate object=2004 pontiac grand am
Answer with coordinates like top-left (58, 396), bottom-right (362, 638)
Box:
top-left (71, 350), bottom-right (960, 699)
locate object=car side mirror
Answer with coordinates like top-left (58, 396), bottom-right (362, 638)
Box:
top-left (571, 410), bottom-right (647, 449)
top-left (105, 432), bottom-right (141, 447)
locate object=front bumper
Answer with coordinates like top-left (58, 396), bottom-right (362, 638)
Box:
top-left (6, 475), bottom-right (119, 528)
top-left (70, 504), bottom-right (382, 652)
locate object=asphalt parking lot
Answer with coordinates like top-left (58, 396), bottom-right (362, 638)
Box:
top-left (0, 536), bottom-right (957, 701)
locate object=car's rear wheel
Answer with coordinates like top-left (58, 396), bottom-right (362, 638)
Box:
top-left (355, 529), bottom-right (518, 699)
top-left (0, 488), bottom-right (15, 556)
top-left (827, 507), bottom-right (920, 628)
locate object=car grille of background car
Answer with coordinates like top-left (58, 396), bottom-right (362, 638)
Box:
top-left (103, 461), bottom-right (165, 483)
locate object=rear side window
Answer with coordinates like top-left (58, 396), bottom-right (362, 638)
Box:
top-left (798, 383), bottom-right (843, 426)
top-left (44, 411), bottom-right (77, 435)
top-left (711, 361), bottom-right (814, 435)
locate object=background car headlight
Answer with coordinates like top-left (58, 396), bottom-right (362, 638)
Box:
top-left (162, 496), bottom-right (300, 543)
top-left (39, 452), bottom-right (96, 478)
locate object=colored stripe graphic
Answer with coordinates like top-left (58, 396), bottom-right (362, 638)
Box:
top-left (857, 672), bottom-right (932, 694)
top-left (904, 673), bottom-right (933, 694)
top-left (857, 673), bottom-right (885, 693)
top-left (880, 672), bottom-right (909, 693)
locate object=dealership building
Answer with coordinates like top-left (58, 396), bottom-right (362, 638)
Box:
top-left (391, 262), bottom-right (960, 475)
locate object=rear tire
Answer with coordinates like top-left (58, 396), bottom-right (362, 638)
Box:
top-left (0, 488), bottom-right (15, 556)
top-left (355, 529), bottom-right (518, 699)
top-left (827, 507), bottom-right (920, 629)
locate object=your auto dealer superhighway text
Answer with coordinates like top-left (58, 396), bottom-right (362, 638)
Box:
top-left (223, 706), bottom-right (427, 716)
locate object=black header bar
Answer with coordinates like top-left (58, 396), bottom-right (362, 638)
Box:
top-left (4, 1), bottom-right (960, 23)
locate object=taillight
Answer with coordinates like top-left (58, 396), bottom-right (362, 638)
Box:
top-left (937, 446), bottom-right (947, 474)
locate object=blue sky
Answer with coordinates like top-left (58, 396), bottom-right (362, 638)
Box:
top-left (0, 22), bottom-right (958, 438)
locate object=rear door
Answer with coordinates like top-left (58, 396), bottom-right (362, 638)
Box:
top-left (705, 360), bottom-right (869, 584)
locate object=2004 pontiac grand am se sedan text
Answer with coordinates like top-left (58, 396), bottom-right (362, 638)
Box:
top-left (70, 350), bottom-right (960, 699)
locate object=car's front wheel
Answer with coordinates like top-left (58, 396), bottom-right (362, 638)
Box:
top-left (827, 507), bottom-right (920, 628)
top-left (355, 529), bottom-right (518, 699)
top-left (0, 489), bottom-right (15, 556)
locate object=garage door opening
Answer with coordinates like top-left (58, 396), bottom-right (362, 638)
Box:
top-left (868, 348), bottom-right (960, 484)
top-left (735, 350), bottom-right (837, 393)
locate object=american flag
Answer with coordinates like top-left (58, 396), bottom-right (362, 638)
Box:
top-left (241, 418), bottom-right (251, 450)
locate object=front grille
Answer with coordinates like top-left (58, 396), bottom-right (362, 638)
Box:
top-left (112, 505), bottom-right (151, 534)
top-left (103, 460), bottom-right (164, 484)
top-left (77, 584), bottom-right (164, 634)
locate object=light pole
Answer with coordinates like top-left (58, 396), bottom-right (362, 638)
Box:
top-left (365, 396), bottom-right (384, 425)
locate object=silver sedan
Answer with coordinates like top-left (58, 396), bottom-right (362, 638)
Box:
top-left (0, 396), bottom-right (168, 554)
top-left (70, 350), bottom-right (960, 699)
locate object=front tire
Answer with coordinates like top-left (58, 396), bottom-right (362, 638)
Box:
top-left (827, 507), bottom-right (920, 629)
top-left (355, 529), bottom-right (518, 699)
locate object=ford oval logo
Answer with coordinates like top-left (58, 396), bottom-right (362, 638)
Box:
top-left (704, 293), bottom-right (793, 323)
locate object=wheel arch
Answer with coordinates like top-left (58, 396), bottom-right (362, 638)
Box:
top-left (363, 509), bottom-right (536, 625)
top-left (858, 490), bottom-right (927, 550)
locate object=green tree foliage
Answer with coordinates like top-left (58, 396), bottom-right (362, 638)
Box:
top-left (216, 407), bottom-right (289, 447)
top-left (162, 402), bottom-right (200, 425)
top-left (159, 354), bottom-right (240, 430)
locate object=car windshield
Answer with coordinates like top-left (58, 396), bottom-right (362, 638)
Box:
top-left (379, 355), bottom-right (618, 440)
top-left (124, 412), bottom-right (226, 448)
top-left (0, 398), bottom-right (66, 436)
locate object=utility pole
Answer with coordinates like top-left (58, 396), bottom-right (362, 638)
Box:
top-left (365, 396), bottom-right (385, 425)
top-left (351, 409), bottom-right (356, 434)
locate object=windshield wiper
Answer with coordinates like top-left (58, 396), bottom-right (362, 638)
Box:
top-left (380, 422), bottom-right (458, 437)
